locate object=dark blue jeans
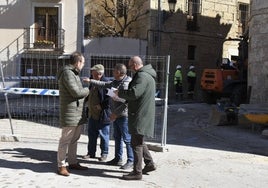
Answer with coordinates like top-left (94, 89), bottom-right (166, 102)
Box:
top-left (113, 116), bottom-right (133, 162)
top-left (87, 117), bottom-right (110, 157)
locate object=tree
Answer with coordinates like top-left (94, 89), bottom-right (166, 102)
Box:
top-left (89, 0), bottom-right (149, 37)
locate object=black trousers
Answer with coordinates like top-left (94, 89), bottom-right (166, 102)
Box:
top-left (131, 134), bottom-right (154, 174)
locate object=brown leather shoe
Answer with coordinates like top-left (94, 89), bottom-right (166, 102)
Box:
top-left (57, 166), bottom-right (70, 176)
top-left (69, 163), bottom-right (88, 170)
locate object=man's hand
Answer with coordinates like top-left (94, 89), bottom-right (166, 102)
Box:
top-left (114, 90), bottom-right (119, 96)
top-left (95, 104), bottom-right (102, 111)
top-left (82, 77), bottom-right (90, 83)
top-left (110, 113), bottom-right (117, 121)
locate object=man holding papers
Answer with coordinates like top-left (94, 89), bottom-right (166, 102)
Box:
top-left (83, 63), bottom-right (134, 170)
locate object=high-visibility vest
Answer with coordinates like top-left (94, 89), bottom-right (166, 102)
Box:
top-left (187, 70), bottom-right (196, 78)
top-left (174, 70), bottom-right (182, 85)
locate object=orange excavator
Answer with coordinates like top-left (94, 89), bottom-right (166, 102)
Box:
top-left (201, 34), bottom-right (248, 106)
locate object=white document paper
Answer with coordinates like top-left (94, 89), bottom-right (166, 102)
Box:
top-left (107, 87), bottom-right (126, 103)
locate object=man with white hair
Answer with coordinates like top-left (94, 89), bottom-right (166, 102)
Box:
top-left (83, 64), bottom-right (111, 162)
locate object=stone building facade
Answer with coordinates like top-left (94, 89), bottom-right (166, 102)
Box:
top-left (248, 0), bottom-right (268, 103)
top-left (84, 0), bottom-right (250, 100)
top-left (148, 0), bottom-right (250, 99)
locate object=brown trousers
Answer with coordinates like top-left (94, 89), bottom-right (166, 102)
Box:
top-left (131, 134), bottom-right (154, 174)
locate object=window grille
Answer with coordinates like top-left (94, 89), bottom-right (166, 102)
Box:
top-left (84, 14), bottom-right (91, 38)
top-left (238, 3), bottom-right (249, 34)
top-left (186, 0), bottom-right (202, 15)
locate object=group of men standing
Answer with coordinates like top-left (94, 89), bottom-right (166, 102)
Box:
top-left (56, 52), bottom-right (157, 181)
top-left (174, 64), bottom-right (197, 100)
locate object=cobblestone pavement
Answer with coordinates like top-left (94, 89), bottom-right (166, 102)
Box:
top-left (1, 103), bottom-right (268, 188)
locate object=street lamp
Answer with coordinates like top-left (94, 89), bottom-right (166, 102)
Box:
top-left (168, 0), bottom-right (177, 13)
top-left (156, 0), bottom-right (178, 54)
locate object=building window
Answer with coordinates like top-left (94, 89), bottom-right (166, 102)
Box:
top-left (187, 0), bottom-right (201, 15)
top-left (117, 0), bottom-right (127, 18)
top-left (34, 7), bottom-right (58, 44)
top-left (151, 31), bottom-right (159, 47)
top-left (238, 3), bottom-right (249, 34)
top-left (84, 14), bottom-right (91, 38)
top-left (186, 0), bottom-right (201, 31)
top-left (188, 45), bottom-right (196, 60)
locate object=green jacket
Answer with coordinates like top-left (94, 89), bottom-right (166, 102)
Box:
top-left (174, 69), bottom-right (182, 85)
top-left (187, 70), bottom-right (196, 78)
top-left (57, 64), bottom-right (89, 127)
top-left (118, 64), bottom-right (156, 138)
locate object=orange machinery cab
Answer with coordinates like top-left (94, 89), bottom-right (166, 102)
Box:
top-left (201, 69), bottom-right (239, 93)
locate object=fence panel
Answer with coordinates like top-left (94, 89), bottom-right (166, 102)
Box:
top-left (0, 52), bottom-right (169, 145)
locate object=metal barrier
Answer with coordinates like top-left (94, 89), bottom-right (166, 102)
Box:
top-left (0, 53), bottom-right (170, 146)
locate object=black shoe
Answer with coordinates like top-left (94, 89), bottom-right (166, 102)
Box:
top-left (98, 155), bottom-right (108, 162)
top-left (122, 171), bottom-right (142, 180)
top-left (82, 154), bottom-right (95, 159)
top-left (120, 161), bottom-right (133, 170)
top-left (142, 163), bottom-right (156, 174)
top-left (69, 163), bottom-right (88, 170)
top-left (106, 158), bottom-right (123, 166)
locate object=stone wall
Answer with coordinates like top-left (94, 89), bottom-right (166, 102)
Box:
top-left (248, 0), bottom-right (268, 103)
top-left (148, 0), bottom-right (250, 100)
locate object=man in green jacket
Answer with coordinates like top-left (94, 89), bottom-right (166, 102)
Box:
top-left (57, 52), bottom-right (89, 176)
top-left (174, 65), bottom-right (183, 100)
top-left (187, 65), bottom-right (196, 99)
top-left (116, 56), bottom-right (157, 180)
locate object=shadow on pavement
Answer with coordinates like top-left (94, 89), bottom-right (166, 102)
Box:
top-left (0, 148), bottom-right (56, 173)
top-left (0, 148), bottom-right (125, 179)
top-left (166, 103), bottom-right (268, 157)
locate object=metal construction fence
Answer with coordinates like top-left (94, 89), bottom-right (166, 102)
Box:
top-left (0, 52), bottom-right (170, 146)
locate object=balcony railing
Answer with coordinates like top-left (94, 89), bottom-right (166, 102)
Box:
top-left (23, 28), bottom-right (65, 52)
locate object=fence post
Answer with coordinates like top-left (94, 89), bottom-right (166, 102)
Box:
top-left (0, 61), bottom-right (14, 135)
top-left (161, 55), bottom-right (170, 147)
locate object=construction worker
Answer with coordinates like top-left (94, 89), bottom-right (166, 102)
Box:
top-left (174, 65), bottom-right (183, 100)
top-left (187, 65), bottom-right (196, 99)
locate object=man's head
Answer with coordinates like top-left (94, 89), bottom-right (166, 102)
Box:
top-left (113, 63), bottom-right (127, 80)
top-left (70, 52), bottom-right (85, 71)
top-left (176, 65), bottom-right (182, 70)
top-left (90, 64), bottom-right (104, 80)
top-left (128, 56), bottom-right (143, 73)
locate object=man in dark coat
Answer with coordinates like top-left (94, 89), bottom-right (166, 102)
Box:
top-left (83, 64), bottom-right (111, 162)
top-left (57, 52), bottom-right (89, 176)
top-left (116, 56), bottom-right (157, 180)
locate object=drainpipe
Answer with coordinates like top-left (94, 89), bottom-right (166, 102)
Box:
top-left (157, 0), bottom-right (162, 56)
top-left (79, 0), bottom-right (85, 53)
